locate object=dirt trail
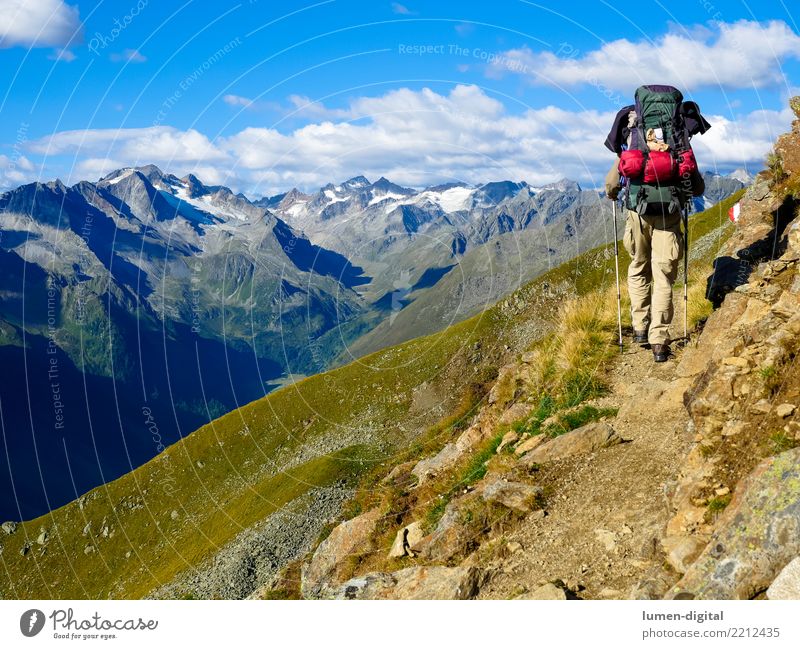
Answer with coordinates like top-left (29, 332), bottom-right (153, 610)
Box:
top-left (480, 300), bottom-right (694, 599)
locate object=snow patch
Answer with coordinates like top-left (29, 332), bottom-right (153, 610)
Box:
top-left (171, 185), bottom-right (248, 221)
top-left (369, 191), bottom-right (406, 206)
top-left (419, 186), bottom-right (476, 212)
top-left (104, 168), bottom-right (134, 185)
top-left (285, 201), bottom-right (308, 217)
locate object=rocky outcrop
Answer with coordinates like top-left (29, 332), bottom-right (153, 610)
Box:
top-left (667, 449), bottom-right (800, 599)
top-left (658, 110), bottom-right (800, 599)
top-left (411, 423), bottom-right (487, 486)
top-left (301, 507), bottom-right (382, 599)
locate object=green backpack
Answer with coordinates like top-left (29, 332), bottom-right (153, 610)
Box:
top-left (623, 85), bottom-right (696, 218)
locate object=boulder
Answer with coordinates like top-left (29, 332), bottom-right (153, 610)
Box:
top-left (388, 521), bottom-right (424, 559)
top-left (381, 461), bottom-right (416, 486)
top-left (666, 449), bottom-right (800, 599)
top-left (301, 508), bottom-right (381, 599)
top-left (1, 522), bottom-right (17, 535)
top-left (336, 565), bottom-right (483, 600)
top-left (767, 557), bottom-right (800, 600)
top-left (517, 582), bottom-right (568, 600)
top-left (480, 478), bottom-right (543, 514)
top-left (521, 422), bottom-right (623, 465)
top-left (514, 434), bottom-right (546, 456)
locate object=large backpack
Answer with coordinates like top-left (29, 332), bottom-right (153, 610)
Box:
top-left (617, 85), bottom-right (703, 217)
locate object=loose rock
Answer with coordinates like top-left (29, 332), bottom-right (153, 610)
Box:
top-left (480, 479), bottom-right (543, 514)
top-left (517, 582), bottom-right (568, 600)
top-left (767, 557), bottom-right (800, 600)
top-left (521, 422), bottom-right (623, 465)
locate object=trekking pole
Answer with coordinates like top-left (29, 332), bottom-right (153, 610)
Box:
top-left (683, 203), bottom-right (689, 342)
top-left (611, 199), bottom-right (624, 353)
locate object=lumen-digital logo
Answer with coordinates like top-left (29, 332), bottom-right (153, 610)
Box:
top-left (20, 609), bottom-right (46, 637)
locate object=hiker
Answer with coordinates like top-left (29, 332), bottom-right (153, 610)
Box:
top-left (604, 86), bottom-right (710, 362)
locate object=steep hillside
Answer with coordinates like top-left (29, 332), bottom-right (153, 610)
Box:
top-left (0, 172), bottom-right (741, 599)
top-left (0, 167), bottom-right (366, 520)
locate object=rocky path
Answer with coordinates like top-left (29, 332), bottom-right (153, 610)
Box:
top-left (479, 305), bottom-right (695, 600)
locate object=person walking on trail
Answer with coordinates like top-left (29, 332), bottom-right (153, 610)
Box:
top-left (604, 85), bottom-right (710, 363)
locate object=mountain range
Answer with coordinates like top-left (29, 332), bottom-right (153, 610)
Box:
top-left (0, 165), bottom-right (748, 519)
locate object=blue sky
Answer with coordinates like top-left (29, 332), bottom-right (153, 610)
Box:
top-left (1, 0), bottom-right (799, 195)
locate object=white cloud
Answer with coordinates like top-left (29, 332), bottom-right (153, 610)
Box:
top-left (48, 47), bottom-right (75, 62)
top-left (286, 94), bottom-right (351, 120)
top-left (110, 48), bottom-right (146, 63)
top-left (391, 3), bottom-right (413, 15)
top-left (22, 85), bottom-right (789, 195)
top-left (28, 126), bottom-right (229, 181)
top-left (223, 94), bottom-right (255, 108)
top-left (692, 107), bottom-right (793, 172)
top-left (489, 20), bottom-right (800, 91)
top-left (0, 0), bottom-right (81, 49)
top-left (0, 153), bottom-right (35, 189)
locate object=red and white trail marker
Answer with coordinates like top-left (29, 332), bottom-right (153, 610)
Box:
top-left (728, 201), bottom-right (741, 223)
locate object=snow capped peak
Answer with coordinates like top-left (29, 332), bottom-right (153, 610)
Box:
top-left (99, 164), bottom-right (171, 188)
top-left (341, 175), bottom-right (370, 190)
top-left (728, 168), bottom-right (754, 184)
top-left (539, 178), bottom-right (581, 193)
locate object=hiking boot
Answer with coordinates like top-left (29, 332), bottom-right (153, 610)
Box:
top-left (652, 344), bottom-right (670, 363)
top-left (632, 330), bottom-right (648, 344)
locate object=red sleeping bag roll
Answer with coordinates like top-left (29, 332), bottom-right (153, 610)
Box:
top-left (618, 149), bottom-right (645, 178)
top-left (643, 151), bottom-right (677, 183)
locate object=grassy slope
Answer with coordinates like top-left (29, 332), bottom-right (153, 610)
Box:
top-left (0, 193), bottom-right (741, 599)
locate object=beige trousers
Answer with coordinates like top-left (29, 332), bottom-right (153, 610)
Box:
top-left (622, 209), bottom-right (683, 345)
